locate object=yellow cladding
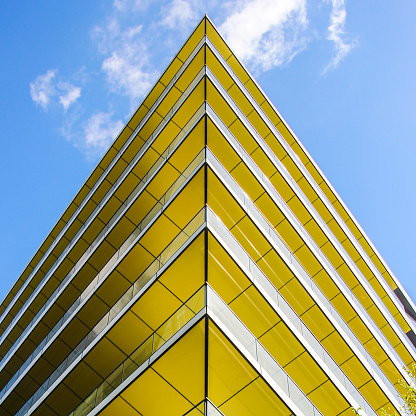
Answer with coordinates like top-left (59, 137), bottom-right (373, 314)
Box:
top-left (3, 16), bottom-right (415, 416)
top-left (208, 323), bottom-right (293, 415)
top-left (98, 321), bottom-right (205, 416)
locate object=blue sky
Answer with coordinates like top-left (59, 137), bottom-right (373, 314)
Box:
top-left (0, 0), bottom-right (415, 305)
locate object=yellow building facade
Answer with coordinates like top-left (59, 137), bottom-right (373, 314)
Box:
top-left (0, 16), bottom-right (416, 416)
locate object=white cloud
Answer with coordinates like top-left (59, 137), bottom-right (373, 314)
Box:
top-left (82, 112), bottom-right (124, 158)
top-left (93, 20), bottom-right (157, 104)
top-left (30, 70), bottom-right (57, 110)
top-left (58, 82), bottom-right (81, 111)
top-left (30, 70), bottom-right (81, 111)
top-left (219, 0), bottom-right (308, 72)
top-left (161, 0), bottom-right (198, 30)
top-left (323, 0), bottom-right (356, 73)
top-left (113, 0), bottom-right (150, 12)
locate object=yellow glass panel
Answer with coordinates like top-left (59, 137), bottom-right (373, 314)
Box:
top-left (174, 47), bottom-right (205, 93)
top-left (287, 196), bottom-right (312, 225)
top-left (274, 218), bottom-right (304, 252)
top-left (359, 379), bottom-right (391, 413)
top-left (107, 311), bottom-right (153, 356)
top-left (124, 190), bottom-right (158, 226)
top-left (172, 80), bottom-right (204, 129)
top-left (168, 120), bottom-right (205, 173)
top-left (177, 18), bottom-right (205, 63)
top-left (151, 120), bottom-right (182, 155)
top-left (330, 293), bottom-right (357, 323)
top-left (207, 78), bottom-right (237, 127)
top-left (84, 336), bottom-right (127, 379)
top-left (301, 304), bottom-right (335, 341)
top-left (98, 396), bottom-right (141, 416)
top-left (207, 168), bottom-right (245, 229)
top-left (367, 303), bottom-right (388, 329)
top-left (127, 105), bottom-right (149, 134)
top-left (260, 100), bottom-right (282, 127)
top-left (307, 379), bottom-right (349, 416)
top-left (356, 258), bottom-right (376, 282)
top-left (264, 131), bottom-right (289, 161)
top-left (337, 263), bottom-right (360, 288)
top-left (164, 169), bottom-right (204, 229)
top-left (114, 172), bottom-right (140, 202)
top-left (254, 192), bottom-right (285, 228)
top-left (88, 240), bottom-right (117, 272)
top-left (122, 368), bottom-right (192, 415)
top-left (208, 322), bottom-right (257, 406)
top-left (250, 146), bottom-right (276, 178)
top-left (153, 319), bottom-right (205, 405)
top-left (321, 330), bottom-right (354, 364)
top-left (285, 352), bottom-right (327, 395)
top-left (348, 315), bottom-right (373, 345)
top-left (279, 278), bottom-right (314, 317)
top-left (106, 159), bottom-right (128, 188)
top-left (145, 162), bottom-right (180, 200)
top-left (98, 196), bottom-right (123, 224)
top-left (64, 361), bottom-right (103, 399)
top-left (155, 85), bottom-right (182, 118)
top-left (208, 232), bottom-right (251, 304)
top-left (276, 121), bottom-right (295, 146)
top-left (130, 281), bottom-right (182, 330)
top-left (159, 233), bottom-right (205, 302)
top-left (229, 285), bottom-right (280, 338)
top-left (351, 284), bottom-right (374, 310)
top-left (247, 109), bottom-right (271, 140)
top-left (312, 198), bottom-right (333, 223)
top-left (98, 147), bottom-right (118, 177)
top-left (140, 214), bottom-right (181, 257)
top-left (290, 142), bottom-right (309, 166)
top-left (269, 170), bottom-right (295, 202)
top-left (142, 81), bottom-right (166, 113)
top-left (207, 118), bottom-right (241, 173)
top-left (117, 243), bottom-right (155, 283)
top-left (206, 47), bottom-right (234, 91)
top-left (256, 250), bottom-right (294, 289)
top-left (228, 118), bottom-right (258, 155)
top-left (244, 79), bottom-right (266, 107)
top-left (313, 269), bottom-right (340, 300)
top-left (218, 376), bottom-right (293, 416)
top-left (123, 135), bottom-right (147, 165)
top-left (207, 19), bottom-right (232, 60)
top-left (93, 270), bottom-right (131, 308)
top-left (226, 54), bottom-right (250, 85)
top-left (90, 178), bottom-right (112, 205)
top-left (259, 320), bottom-right (303, 367)
top-left (231, 216), bottom-right (272, 263)
top-left (227, 84), bottom-right (255, 116)
top-left (106, 216), bottom-right (136, 248)
top-left (138, 112), bottom-right (163, 143)
top-left (131, 146), bottom-right (160, 180)
top-left (230, 161), bottom-right (264, 202)
top-left (160, 57), bottom-right (183, 87)
top-left (294, 245), bottom-right (322, 277)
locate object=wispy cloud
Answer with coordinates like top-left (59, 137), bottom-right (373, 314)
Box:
top-left (323, 0), bottom-right (356, 73)
top-left (58, 82), bottom-right (82, 111)
top-left (62, 111), bottom-right (124, 160)
top-left (30, 70), bottom-right (57, 110)
top-left (219, 0), bottom-right (308, 72)
top-left (161, 0), bottom-right (198, 30)
top-left (93, 20), bottom-right (157, 105)
top-left (30, 70), bottom-right (81, 111)
top-left (83, 112), bottom-right (124, 157)
top-left (113, 0), bottom-right (150, 12)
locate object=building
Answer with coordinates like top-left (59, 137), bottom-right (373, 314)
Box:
top-left (1, 15), bottom-right (416, 416)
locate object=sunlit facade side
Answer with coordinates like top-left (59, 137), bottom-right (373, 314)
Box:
top-left (0, 16), bottom-right (416, 416)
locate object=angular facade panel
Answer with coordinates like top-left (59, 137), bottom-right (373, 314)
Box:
top-left (1, 16), bottom-right (415, 416)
